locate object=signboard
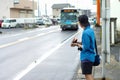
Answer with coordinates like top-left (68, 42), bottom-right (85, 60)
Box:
top-left (61, 9), bottom-right (77, 12)
top-left (14, 0), bottom-right (19, 4)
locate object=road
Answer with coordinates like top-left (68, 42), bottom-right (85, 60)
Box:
top-left (0, 26), bottom-right (82, 80)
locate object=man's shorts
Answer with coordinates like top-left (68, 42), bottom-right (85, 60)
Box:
top-left (81, 61), bottom-right (93, 74)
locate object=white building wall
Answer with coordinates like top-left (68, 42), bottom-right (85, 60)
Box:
top-left (52, 9), bottom-right (61, 18)
top-left (0, 0), bottom-right (14, 19)
top-left (110, 0), bottom-right (120, 31)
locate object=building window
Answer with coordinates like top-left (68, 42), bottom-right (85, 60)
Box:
top-left (19, 10), bottom-right (26, 18)
top-left (28, 11), bottom-right (33, 14)
top-left (14, 0), bottom-right (19, 4)
top-left (20, 10), bottom-right (26, 13)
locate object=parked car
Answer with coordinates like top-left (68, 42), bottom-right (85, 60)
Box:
top-left (57, 18), bottom-right (60, 24)
top-left (36, 18), bottom-right (44, 25)
top-left (43, 19), bottom-right (52, 26)
top-left (0, 20), bottom-right (3, 28)
top-left (1, 18), bottom-right (17, 28)
top-left (51, 18), bottom-right (58, 25)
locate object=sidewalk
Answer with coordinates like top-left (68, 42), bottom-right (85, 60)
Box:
top-left (72, 27), bottom-right (120, 80)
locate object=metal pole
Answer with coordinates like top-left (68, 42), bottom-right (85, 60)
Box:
top-left (38, 0), bottom-right (41, 17)
top-left (118, 48), bottom-right (120, 62)
top-left (97, 0), bottom-right (100, 25)
top-left (45, 4), bottom-right (47, 16)
top-left (101, 0), bottom-right (110, 79)
top-left (33, 0), bottom-right (34, 17)
top-left (105, 0), bottom-right (110, 63)
top-left (66, 0), bottom-right (68, 3)
top-left (101, 0), bottom-right (106, 79)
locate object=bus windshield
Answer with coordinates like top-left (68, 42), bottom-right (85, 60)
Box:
top-left (61, 12), bottom-right (77, 21)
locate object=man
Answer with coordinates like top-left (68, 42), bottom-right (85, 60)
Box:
top-left (71, 15), bottom-right (95, 80)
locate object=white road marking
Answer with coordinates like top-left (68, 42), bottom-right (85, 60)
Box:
top-left (18, 37), bottom-right (29, 42)
top-left (0, 26), bottom-right (59, 39)
top-left (0, 41), bottom-right (19, 48)
top-left (13, 30), bottom-right (82, 80)
top-left (0, 37), bottom-right (30, 48)
top-left (26, 31), bottom-right (33, 33)
top-left (35, 33), bottom-right (45, 37)
top-left (12, 33), bottom-right (22, 36)
top-left (0, 29), bottom-right (60, 49)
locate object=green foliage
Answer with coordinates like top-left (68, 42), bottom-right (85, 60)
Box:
top-left (23, 24), bottom-right (38, 29)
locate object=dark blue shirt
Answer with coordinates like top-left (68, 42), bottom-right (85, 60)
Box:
top-left (80, 26), bottom-right (95, 62)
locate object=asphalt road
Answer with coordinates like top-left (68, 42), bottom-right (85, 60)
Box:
top-left (0, 26), bottom-right (82, 80)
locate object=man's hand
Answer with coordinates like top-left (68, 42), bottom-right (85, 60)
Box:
top-left (71, 38), bottom-right (78, 47)
top-left (71, 43), bottom-right (78, 47)
top-left (72, 38), bottom-right (78, 43)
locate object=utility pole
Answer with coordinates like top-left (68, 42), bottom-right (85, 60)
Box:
top-left (66, 0), bottom-right (68, 3)
top-left (45, 4), bottom-right (47, 16)
top-left (38, 0), bottom-right (41, 17)
top-left (97, 0), bottom-right (100, 25)
top-left (101, 0), bottom-right (110, 79)
top-left (32, 0), bottom-right (34, 17)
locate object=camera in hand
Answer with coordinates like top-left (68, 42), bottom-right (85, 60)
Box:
top-left (77, 42), bottom-right (82, 51)
top-left (78, 47), bottom-right (82, 51)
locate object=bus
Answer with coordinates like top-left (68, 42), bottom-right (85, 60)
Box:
top-left (60, 8), bottom-right (79, 30)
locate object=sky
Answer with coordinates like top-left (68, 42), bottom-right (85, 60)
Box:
top-left (34, 0), bottom-right (96, 16)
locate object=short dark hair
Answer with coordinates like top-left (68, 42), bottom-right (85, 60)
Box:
top-left (78, 15), bottom-right (90, 27)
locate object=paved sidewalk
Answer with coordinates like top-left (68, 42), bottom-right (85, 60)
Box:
top-left (72, 27), bottom-right (120, 80)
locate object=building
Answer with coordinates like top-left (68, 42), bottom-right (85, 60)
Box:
top-left (52, 3), bottom-right (73, 18)
top-left (110, 0), bottom-right (120, 31)
top-left (0, 0), bottom-right (37, 19)
top-left (82, 9), bottom-right (91, 17)
top-left (51, 3), bottom-right (92, 18)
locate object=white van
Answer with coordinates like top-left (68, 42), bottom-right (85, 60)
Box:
top-left (2, 18), bottom-right (17, 28)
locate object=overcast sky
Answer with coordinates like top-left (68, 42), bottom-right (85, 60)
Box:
top-left (34, 0), bottom-right (96, 16)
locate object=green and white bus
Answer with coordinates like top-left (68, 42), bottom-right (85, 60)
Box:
top-left (60, 8), bottom-right (79, 30)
